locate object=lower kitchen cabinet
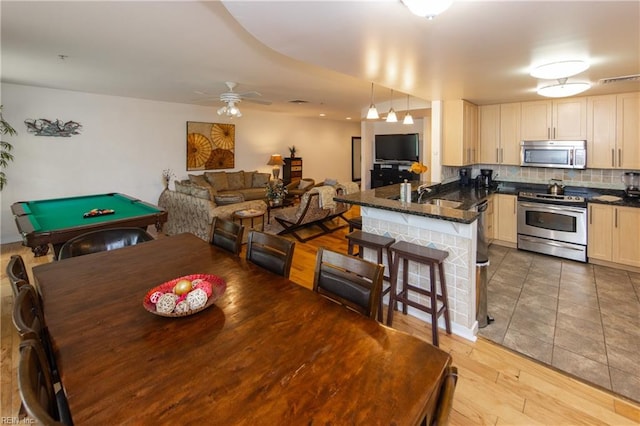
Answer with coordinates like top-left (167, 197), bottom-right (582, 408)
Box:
top-left (588, 203), bottom-right (640, 268)
top-left (494, 194), bottom-right (517, 245)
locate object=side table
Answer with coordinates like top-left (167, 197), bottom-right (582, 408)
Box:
top-left (232, 208), bottom-right (266, 233)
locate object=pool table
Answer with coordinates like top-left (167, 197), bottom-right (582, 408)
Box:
top-left (11, 193), bottom-right (168, 257)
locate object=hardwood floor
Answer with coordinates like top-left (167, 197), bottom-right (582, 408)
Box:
top-left (2, 207), bottom-right (639, 424)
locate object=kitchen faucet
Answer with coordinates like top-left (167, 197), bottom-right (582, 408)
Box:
top-left (417, 184), bottom-right (433, 203)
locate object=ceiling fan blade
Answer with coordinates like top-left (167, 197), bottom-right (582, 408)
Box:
top-left (238, 91), bottom-right (263, 98)
top-left (244, 98), bottom-right (272, 105)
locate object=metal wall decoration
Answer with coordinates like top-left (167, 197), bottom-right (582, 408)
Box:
top-left (186, 121), bottom-right (235, 170)
top-left (24, 119), bottom-right (82, 137)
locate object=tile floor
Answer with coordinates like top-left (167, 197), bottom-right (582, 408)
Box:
top-left (478, 245), bottom-right (640, 403)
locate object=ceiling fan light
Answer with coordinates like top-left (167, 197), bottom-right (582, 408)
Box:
top-left (386, 109), bottom-right (398, 123)
top-left (403, 112), bottom-right (414, 125)
top-left (217, 106), bottom-right (226, 115)
top-left (367, 105), bottom-right (380, 119)
top-left (537, 81), bottom-right (591, 98)
top-left (530, 60), bottom-right (589, 79)
top-left (402, 0), bottom-right (453, 19)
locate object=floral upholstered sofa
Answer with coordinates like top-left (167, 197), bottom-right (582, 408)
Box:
top-left (158, 179), bottom-right (267, 241)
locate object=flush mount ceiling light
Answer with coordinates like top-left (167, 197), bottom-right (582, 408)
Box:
top-left (537, 78), bottom-right (591, 98)
top-left (401, 0), bottom-right (453, 19)
top-left (386, 89), bottom-right (397, 123)
top-left (366, 82), bottom-right (380, 119)
top-left (530, 60), bottom-right (589, 79)
top-left (403, 94), bottom-right (414, 125)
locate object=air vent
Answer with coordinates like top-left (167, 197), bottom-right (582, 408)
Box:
top-left (289, 100), bottom-right (309, 104)
top-left (598, 74), bottom-right (640, 85)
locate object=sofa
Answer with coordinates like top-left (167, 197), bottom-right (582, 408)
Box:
top-left (186, 170), bottom-right (272, 202)
top-left (158, 181), bottom-right (267, 242)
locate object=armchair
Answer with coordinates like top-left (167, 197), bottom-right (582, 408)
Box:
top-left (285, 178), bottom-right (315, 201)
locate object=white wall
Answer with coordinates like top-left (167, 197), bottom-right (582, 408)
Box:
top-left (0, 83), bottom-right (360, 243)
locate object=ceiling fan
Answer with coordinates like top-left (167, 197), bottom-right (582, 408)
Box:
top-left (214, 81), bottom-right (271, 118)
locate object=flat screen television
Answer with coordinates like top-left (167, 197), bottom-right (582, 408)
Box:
top-left (374, 133), bottom-right (419, 164)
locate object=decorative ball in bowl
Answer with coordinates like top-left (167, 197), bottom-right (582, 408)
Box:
top-left (143, 274), bottom-right (226, 317)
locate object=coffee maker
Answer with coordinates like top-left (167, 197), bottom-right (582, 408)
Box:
top-left (476, 169), bottom-right (493, 188)
top-left (622, 171), bottom-right (640, 198)
top-left (459, 167), bottom-right (472, 186)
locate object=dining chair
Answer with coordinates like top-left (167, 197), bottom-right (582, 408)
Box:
top-left (245, 230), bottom-right (296, 278)
top-left (427, 365), bottom-right (458, 426)
top-left (17, 339), bottom-right (73, 426)
top-left (7, 254), bottom-right (30, 296)
top-left (57, 227), bottom-right (154, 260)
top-left (210, 217), bottom-right (244, 256)
top-left (13, 285), bottom-right (60, 383)
top-left (313, 247), bottom-right (384, 319)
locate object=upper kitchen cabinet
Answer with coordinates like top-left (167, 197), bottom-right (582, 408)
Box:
top-left (616, 92), bottom-right (640, 169)
top-left (443, 100), bottom-right (478, 166)
top-left (479, 103), bottom-right (521, 165)
top-left (521, 98), bottom-right (587, 141)
top-left (587, 92), bottom-right (640, 169)
top-left (587, 94), bottom-right (617, 168)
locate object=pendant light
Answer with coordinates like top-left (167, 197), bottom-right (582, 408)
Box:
top-left (366, 82), bottom-right (379, 119)
top-left (403, 94), bottom-right (414, 125)
top-left (386, 89), bottom-right (397, 123)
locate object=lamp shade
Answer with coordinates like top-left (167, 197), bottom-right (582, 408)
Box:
top-left (267, 154), bottom-right (284, 166)
top-left (530, 60), bottom-right (589, 79)
top-left (402, 0), bottom-right (453, 19)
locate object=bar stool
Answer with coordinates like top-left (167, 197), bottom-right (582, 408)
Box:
top-left (345, 230), bottom-right (395, 322)
top-left (386, 240), bottom-right (451, 347)
top-left (347, 216), bottom-right (362, 232)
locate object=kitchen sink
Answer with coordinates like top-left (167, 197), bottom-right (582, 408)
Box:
top-left (424, 198), bottom-right (463, 209)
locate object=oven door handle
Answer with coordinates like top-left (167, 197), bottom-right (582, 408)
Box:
top-left (518, 202), bottom-right (585, 214)
top-left (518, 235), bottom-right (585, 251)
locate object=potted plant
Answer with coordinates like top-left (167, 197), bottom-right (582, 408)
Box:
top-left (0, 106), bottom-right (17, 191)
top-left (288, 145), bottom-right (296, 158)
top-left (265, 180), bottom-right (288, 206)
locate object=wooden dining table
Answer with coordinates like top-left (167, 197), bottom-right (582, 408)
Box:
top-left (33, 232), bottom-right (452, 425)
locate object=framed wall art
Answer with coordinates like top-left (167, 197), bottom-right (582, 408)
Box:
top-left (186, 121), bottom-right (235, 170)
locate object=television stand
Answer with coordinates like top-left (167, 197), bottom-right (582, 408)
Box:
top-left (370, 165), bottom-right (418, 189)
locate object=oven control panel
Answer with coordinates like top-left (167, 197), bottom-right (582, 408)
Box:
top-left (518, 192), bottom-right (585, 203)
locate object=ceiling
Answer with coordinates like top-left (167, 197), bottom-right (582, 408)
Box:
top-left (2, 1), bottom-right (639, 121)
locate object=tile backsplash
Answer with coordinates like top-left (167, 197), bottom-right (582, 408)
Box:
top-left (442, 165), bottom-right (635, 190)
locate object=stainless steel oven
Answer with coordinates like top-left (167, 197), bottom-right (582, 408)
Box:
top-left (517, 192), bottom-right (587, 262)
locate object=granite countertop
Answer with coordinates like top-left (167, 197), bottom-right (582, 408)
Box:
top-left (334, 180), bottom-right (640, 225)
top-left (334, 182), bottom-right (480, 225)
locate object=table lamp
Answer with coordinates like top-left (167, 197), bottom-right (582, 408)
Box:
top-left (267, 154), bottom-right (284, 180)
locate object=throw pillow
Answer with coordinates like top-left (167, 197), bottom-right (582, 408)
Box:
top-left (244, 170), bottom-right (257, 188)
top-left (298, 180), bottom-right (313, 190)
top-left (252, 173), bottom-right (271, 188)
top-left (174, 180), bottom-right (192, 195)
top-left (188, 174), bottom-right (209, 188)
top-left (204, 171), bottom-right (229, 191)
top-left (214, 193), bottom-right (245, 206)
top-left (190, 185), bottom-right (211, 200)
top-left (226, 171), bottom-right (245, 190)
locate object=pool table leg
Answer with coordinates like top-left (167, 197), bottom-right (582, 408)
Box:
top-left (31, 244), bottom-right (50, 257)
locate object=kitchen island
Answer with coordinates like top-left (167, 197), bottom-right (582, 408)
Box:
top-left (335, 182), bottom-right (482, 341)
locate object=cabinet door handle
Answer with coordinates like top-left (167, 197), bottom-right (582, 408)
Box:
top-left (496, 148), bottom-right (499, 163)
top-left (500, 148), bottom-right (504, 163)
top-left (547, 128), bottom-right (550, 139)
top-left (589, 205), bottom-right (592, 225)
top-left (618, 149), bottom-right (622, 167)
top-left (553, 127), bottom-right (556, 139)
top-left (611, 149), bottom-right (615, 167)
top-left (615, 208), bottom-right (618, 228)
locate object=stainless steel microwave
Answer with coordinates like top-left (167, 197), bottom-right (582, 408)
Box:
top-left (520, 140), bottom-right (586, 169)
